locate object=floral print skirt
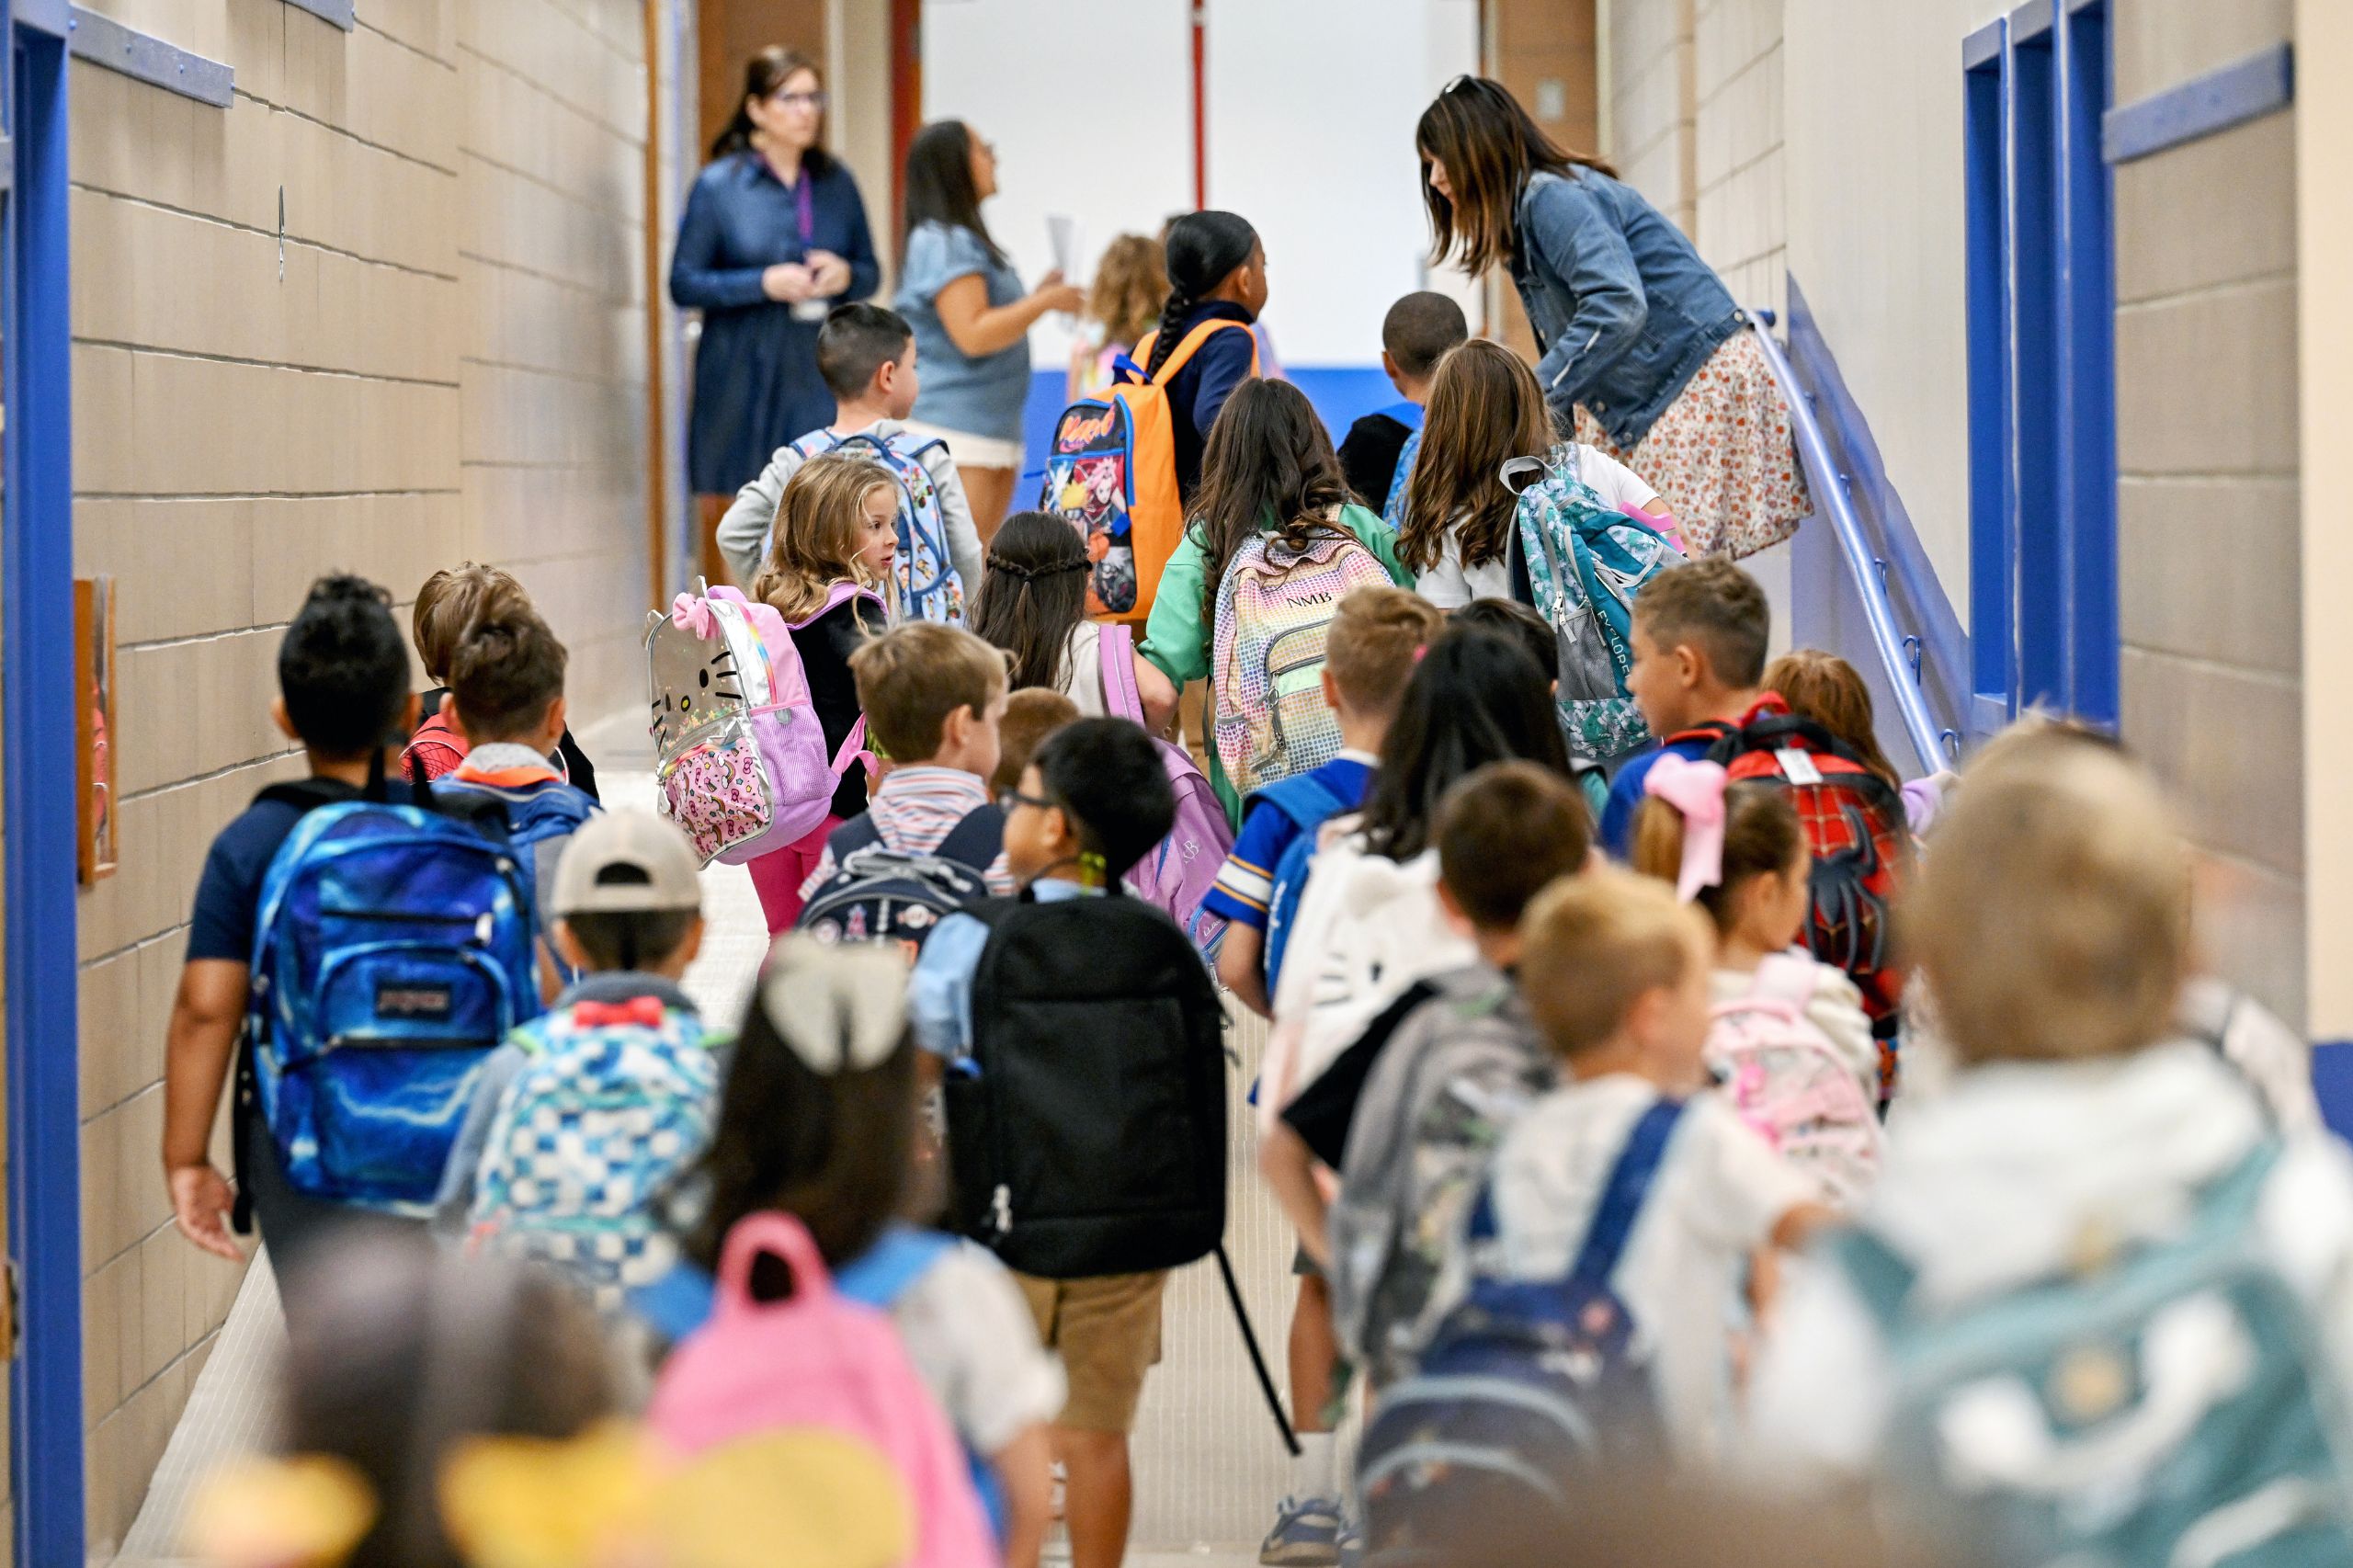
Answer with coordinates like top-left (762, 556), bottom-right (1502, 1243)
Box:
top-left (1573, 326), bottom-right (1811, 559)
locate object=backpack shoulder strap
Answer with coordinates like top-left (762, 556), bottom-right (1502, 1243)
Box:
top-left (835, 1224), bottom-right (959, 1308)
top-left (253, 778), bottom-right (361, 813)
top-left (1748, 953), bottom-right (1820, 1013)
top-left (1150, 319), bottom-right (1256, 387)
top-left (1097, 623), bottom-right (1145, 724)
top-left (1249, 772), bottom-right (1351, 835)
top-left (1568, 1098), bottom-right (1687, 1287)
top-left (935, 803), bottom-right (1006, 871)
top-left (827, 812), bottom-right (884, 861)
top-left (1824, 1225), bottom-right (1919, 1333)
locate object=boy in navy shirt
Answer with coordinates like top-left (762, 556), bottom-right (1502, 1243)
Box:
top-left (1208, 586), bottom-right (1443, 1017)
top-left (1336, 291), bottom-right (1469, 520)
top-left (164, 576), bottom-right (421, 1266)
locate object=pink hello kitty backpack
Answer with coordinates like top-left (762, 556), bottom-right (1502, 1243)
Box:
top-left (648, 583), bottom-right (876, 867)
top-left (1097, 623), bottom-right (1233, 960)
top-left (646, 1211), bottom-right (995, 1568)
top-left (1707, 953), bottom-right (1883, 1209)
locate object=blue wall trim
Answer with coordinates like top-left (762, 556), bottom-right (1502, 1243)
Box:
top-left (1962, 17), bottom-right (2002, 69)
top-left (65, 6), bottom-right (231, 107)
top-left (2007, 0), bottom-right (2052, 44)
top-left (2313, 1042), bottom-right (2353, 1141)
top-left (1780, 275), bottom-right (1972, 767)
top-left (7, 16), bottom-right (87, 1563)
top-left (13, 0), bottom-right (60, 37)
top-left (282, 0), bottom-right (356, 30)
top-left (2103, 42), bottom-right (2291, 164)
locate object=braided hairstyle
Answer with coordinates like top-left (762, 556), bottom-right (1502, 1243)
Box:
top-left (970, 511), bottom-right (1091, 692)
top-left (1147, 211), bottom-right (1259, 376)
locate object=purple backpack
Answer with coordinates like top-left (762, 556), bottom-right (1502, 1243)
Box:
top-left (1098, 623), bottom-right (1233, 960)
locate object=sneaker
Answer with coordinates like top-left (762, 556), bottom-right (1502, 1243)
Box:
top-left (1336, 1517), bottom-right (1363, 1568)
top-left (1259, 1494), bottom-right (1343, 1566)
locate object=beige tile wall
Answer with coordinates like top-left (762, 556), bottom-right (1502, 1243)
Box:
top-left (2109, 4), bottom-right (2302, 1024)
top-left (1692, 0), bottom-right (1784, 317)
top-left (67, 0), bottom-right (653, 1551)
top-left (1605, 0), bottom-right (1697, 232)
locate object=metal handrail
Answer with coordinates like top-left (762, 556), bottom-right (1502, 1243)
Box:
top-left (1747, 310), bottom-right (1953, 777)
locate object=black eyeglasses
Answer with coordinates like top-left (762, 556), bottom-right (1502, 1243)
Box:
top-left (768, 88), bottom-right (827, 110)
top-left (1004, 789), bottom-right (1055, 812)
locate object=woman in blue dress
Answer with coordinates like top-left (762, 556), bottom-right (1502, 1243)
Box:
top-left (672, 48), bottom-right (880, 583)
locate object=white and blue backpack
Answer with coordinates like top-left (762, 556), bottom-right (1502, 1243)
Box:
top-left (793, 428), bottom-right (963, 623)
top-left (466, 995), bottom-right (721, 1312)
top-left (249, 792), bottom-right (544, 1215)
top-left (1831, 1141), bottom-right (2353, 1567)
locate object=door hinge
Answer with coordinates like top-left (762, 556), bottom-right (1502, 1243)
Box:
top-left (2, 1260), bottom-right (22, 1361)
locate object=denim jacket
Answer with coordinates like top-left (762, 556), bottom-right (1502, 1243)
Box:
top-left (1510, 168), bottom-right (1744, 448)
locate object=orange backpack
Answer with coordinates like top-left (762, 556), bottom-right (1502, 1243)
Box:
top-left (1037, 320), bottom-right (1258, 625)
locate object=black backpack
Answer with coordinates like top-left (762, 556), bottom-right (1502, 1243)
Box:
top-left (795, 805), bottom-right (1003, 953)
top-left (943, 890), bottom-right (1227, 1278)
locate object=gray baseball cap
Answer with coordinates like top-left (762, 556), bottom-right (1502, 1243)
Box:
top-left (550, 810), bottom-right (703, 916)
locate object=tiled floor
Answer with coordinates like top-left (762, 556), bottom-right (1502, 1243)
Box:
top-left (111, 734), bottom-right (1292, 1565)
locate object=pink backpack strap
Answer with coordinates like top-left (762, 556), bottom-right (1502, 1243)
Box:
top-left (1750, 952), bottom-right (1821, 1012)
top-left (1097, 622), bottom-right (1146, 724)
top-left (784, 579), bottom-right (884, 632)
top-left (830, 716), bottom-right (871, 780)
top-left (714, 1211), bottom-right (834, 1322)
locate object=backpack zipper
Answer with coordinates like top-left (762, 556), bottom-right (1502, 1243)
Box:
top-left (990, 1183), bottom-right (1012, 1237)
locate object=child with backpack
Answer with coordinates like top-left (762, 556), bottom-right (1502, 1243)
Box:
top-left (795, 621), bottom-right (1014, 947)
top-left (403, 562), bottom-right (600, 797)
top-left (1628, 760), bottom-right (1881, 1206)
top-left (742, 450), bottom-right (897, 930)
top-left (992, 687), bottom-right (1079, 798)
top-left (1600, 558), bottom-right (1780, 858)
top-left (431, 606), bottom-right (600, 943)
top-left (1207, 584), bottom-right (1442, 1017)
top-left (1335, 291), bottom-right (1468, 521)
top-left (715, 301), bottom-right (984, 622)
top-left (1140, 379), bottom-right (1413, 823)
top-left (908, 719), bottom-right (1226, 1568)
top-left (971, 510), bottom-right (1178, 731)
top-left (1765, 646), bottom-right (1955, 833)
top-left (1323, 762), bottom-right (1590, 1392)
top-left (1146, 210), bottom-right (1268, 505)
top-left (164, 576), bottom-right (432, 1267)
top-left (651, 936), bottom-right (1060, 1568)
top-left (432, 811), bottom-right (717, 1312)
top-left (1746, 741), bottom-right (2353, 1564)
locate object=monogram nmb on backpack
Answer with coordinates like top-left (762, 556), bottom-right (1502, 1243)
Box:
top-left (648, 583), bottom-right (874, 867)
top-left (1708, 954), bottom-right (1882, 1210)
top-left (1358, 1101), bottom-right (1683, 1567)
top-left (466, 995), bottom-right (720, 1312)
top-left (1097, 622), bottom-right (1233, 960)
top-left (794, 428), bottom-right (963, 624)
top-left (250, 796), bottom-right (543, 1214)
top-left (1038, 320), bottom-right (1257, 624)
top-left (1211, 524), bottom-right (1392, 796)
top-left (1506, 443), bottom-right (1684, 764)
top-left (1833, 1142), bottom-right (2353, 1568)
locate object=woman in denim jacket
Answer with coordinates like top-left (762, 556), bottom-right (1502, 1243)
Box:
top-left (1415, 77), bottom-right (1809, 558)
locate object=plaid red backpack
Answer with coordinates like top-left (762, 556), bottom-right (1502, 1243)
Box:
top-left (1705, 705), bottom-right (1910, 1096)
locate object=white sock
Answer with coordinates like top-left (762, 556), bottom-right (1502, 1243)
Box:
top-left (1295, 1431), bottom-right (1336, 1503)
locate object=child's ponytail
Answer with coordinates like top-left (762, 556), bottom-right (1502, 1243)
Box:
top-left (1631, 760), bottom-right (1803, 936)
top-left (1148, 211), bottom-right (1258, 375)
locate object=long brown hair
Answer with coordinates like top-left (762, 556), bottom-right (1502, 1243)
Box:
top-left (1188, 379), bottom-right (1353, 621)
top-left (971, 510), bottom-right (1090, 691)
top-left (1398, 339), bottom-right (1557, 574)
top-left (1766, 648), bottom-right (1902, 788)
top-left (1631, 779), bottom-right (1803, 937)
top-left (1418, 77), bottom-right (1614, 277)
top-left (752, 452), bottom-right (895, 620)
top-left (710, 47), bottom-right (833, 173)
top-left (901, 119), bottom-right (1004, 266)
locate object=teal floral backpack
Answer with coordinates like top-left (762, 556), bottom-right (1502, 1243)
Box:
top-left (1503, 443), bottom-right (1685, 763)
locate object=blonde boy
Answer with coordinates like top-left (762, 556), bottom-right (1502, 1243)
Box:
top-left (1476, 869), bottom-right (1826, 1466)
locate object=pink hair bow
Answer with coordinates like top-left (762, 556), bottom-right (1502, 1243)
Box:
top-left (669, 585), bottom-right (751, 639)
top-left (1643, 752), bottom-right (1730, 903)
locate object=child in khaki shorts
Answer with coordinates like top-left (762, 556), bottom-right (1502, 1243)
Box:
top-left (1017, 1270), bottom-right (1171, 1436)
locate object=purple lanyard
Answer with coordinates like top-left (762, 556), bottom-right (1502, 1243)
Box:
top-left (794, 175), bottom-right (814, 249)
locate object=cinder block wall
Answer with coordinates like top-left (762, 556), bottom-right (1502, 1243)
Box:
top-left (2110, 0), bottom-right (2302, 1024)
top-left (1693, 0), bottom-right (1784, 317)
top-left (67, 0), bottom-right (654, 1550)
top-left (1606, 0), bottom-right (1696, 231)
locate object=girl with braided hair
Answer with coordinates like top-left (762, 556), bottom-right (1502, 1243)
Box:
top-left (1145, 211), bottom-right (1269, 503)
top-left (971, 512), bottom-right (1178, 729)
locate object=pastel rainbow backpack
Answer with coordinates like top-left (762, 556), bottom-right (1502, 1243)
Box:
top-left (1706, 953), bottom-right (1882, 1209)
top-left (647, 583), bottom-right (876, 866)
top-left (1210, 522), bottom-right (1390, 795)
top-left (647, 1211), bottom-right (997, 1568)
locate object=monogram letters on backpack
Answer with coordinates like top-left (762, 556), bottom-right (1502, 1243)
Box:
top-left (1211, 528), bottom-right (1392, 797)
top-left (249, 794), bottom-right (545, 1214)
top-left (648, 583), bottom-right (875, 867)
top-left (793, 428), bottom-right (964, 623)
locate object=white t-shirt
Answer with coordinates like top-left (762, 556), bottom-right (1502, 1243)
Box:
top-left (894, 1244), bottom-right (1067, 1454)
top-left (1057, 622), bottom-right (1111, 719)
top-left (1480, 1074), bottom-right (1813, 1466)
top-left (1414, 445), bottom-right (1662, 609)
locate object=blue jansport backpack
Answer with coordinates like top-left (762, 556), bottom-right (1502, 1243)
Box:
top-left (1830, 1141), bottom-right (2353, 1568)
top-left (465, 997), bottom-right (720, 1312)
top-left (249, 798), bottom-right (545, 1214)
top-left (1357, 1100), bottom-right (1683, 1566)
top-left (794, 427), bottom-right (963, 623)
top-left (1252, 773), bottom-right (1354, 993)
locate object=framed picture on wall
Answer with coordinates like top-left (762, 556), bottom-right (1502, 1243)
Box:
top-left (75, 575), bottom-right (118, 884)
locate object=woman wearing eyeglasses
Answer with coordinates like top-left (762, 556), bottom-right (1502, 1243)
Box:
top-left (1416, 77), bottom-right (1807, 560)
top-left (895, 120), bottom-right (1086, 546)
top-left (672, 48), bottom-right (880, 585)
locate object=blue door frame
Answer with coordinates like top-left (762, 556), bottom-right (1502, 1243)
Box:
top-left (5, 2), bottom-right (85, 1563)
